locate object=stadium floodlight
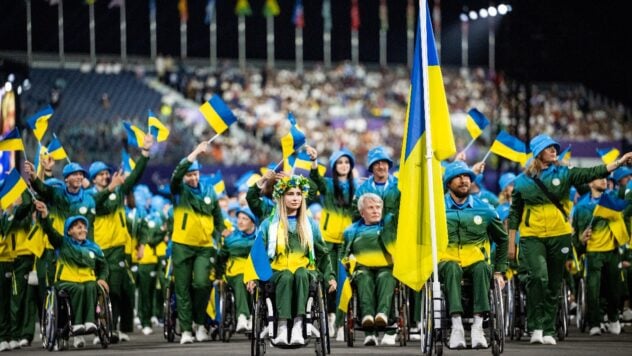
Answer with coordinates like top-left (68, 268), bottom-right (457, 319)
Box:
top-left (4, 82), bottom-right (12, 92)
top-left (488, 6), bottom-right (498, 17)
top-left (17, 86), bottom-right (22, 95)
top-left (469, 10), bottom-right (478, 20)
top-left (8, 74), bottom-right (15, 82)
top-left (479, 8), bottom-right (488, 18)
top-left (460, 13), bottom-right (469, 22)
top-left (498, 4), bottom-right (509, 15)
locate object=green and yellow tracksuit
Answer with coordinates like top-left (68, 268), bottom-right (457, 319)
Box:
top-left (216, 229), bottom-right (256, 318)
top-left (137, 213), bottom-right (166, 328)
top-left (352, 175), bottom-right (400, 222)
top-left (170, 158), bottom-right (225, 332)
top-left (508, 164), bottom-right (609, 336)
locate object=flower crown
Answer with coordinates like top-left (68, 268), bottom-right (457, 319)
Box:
top-left (272, 175), bottom-right (311, 200)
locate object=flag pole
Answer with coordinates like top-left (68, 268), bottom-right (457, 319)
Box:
top-left (481, 148), bottom-right (492, 163)
top-left (459, 137), bottom-right (476, 155)
top-left (89, 1), bottom-right (96, 68)
top-left (206, 133), bottom-right (221, 144)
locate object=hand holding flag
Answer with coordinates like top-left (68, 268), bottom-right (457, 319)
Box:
top-left (123, 122), bottom-right (146, 148)
top-left (596, 147), bottom-right (620, 165)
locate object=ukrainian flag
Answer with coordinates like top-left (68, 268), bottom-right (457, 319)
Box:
top-left (210, 170), bottom-right (225, 196)
top-left (47, 136), bottom-right (68, 161)
top-left (33, 142), bottom-right (47, 176)
top-left (336, 260), bottom-right (353, 313)
top-left (287, 151), bottom-right (326, 176)
top-left (242, 232), bottom-right (273, 282)
top-left (27, 105), bottom-right (53, 141)
top-left (123, 122), bottom-right (146, 148)
top-left (121, 149), bottom-right (135, 174)
top-left (558, 145), bottom-right (572, 163)
top-left (596, 147), bottom-right (620, 165)
top-left (147, 110), bottom-right (170, 142)
top-left (199, 95), bottom-right (238, 135)
top-left (593, 193), bottom-right (630, 245)
top-left (465, 108), bottom-right (490, 140)
top-left (0, 128), bottom-right (25, 152)
top-left (280, 113), bottom-right (306, 159)
top-left (490, 130), bottom-right (528, 165)
top-left (393, 4), bottom-right (456, 291)
top-left (260, 162), bottom-right (278, 175)
top-left (235, 170), bottom-right (261, 191)
top-left (0, 169), bottom-right (28, 209)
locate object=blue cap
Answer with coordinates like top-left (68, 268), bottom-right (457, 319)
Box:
top-left (612, 166), bottom-right (632, 183)
top-left (498, 172), bottom-right (517, 192)
top-left (529, 134), bottom-right (560, 159)
top-left (88, 161), bottom-right (111, 181)
top-left (44, 177), bottom-right (65, 189)
top-left (443, 161), bottom-right (476, 187)
top-left (329, 148), bottom-right (355, 172)
top-left (64, 215), bottom-right (89, 235)
top-left (62, 162), bottom-right (87, 179)
top-left (187, 160), bottom-right (201, 172)
top-left (367, 146), bottom-right (393, 172)
top-left (236, 207), bottom-right (258, 226)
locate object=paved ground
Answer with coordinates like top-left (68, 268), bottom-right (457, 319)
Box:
top-left (15, 323), bottom-right (632, 355)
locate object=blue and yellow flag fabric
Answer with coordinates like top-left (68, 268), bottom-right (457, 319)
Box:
top-left (234, 170), bottom-right (261, 191)
top-left (0, 169), bottom-right (28, 209)
top-left (260, 162), bottom-right (278, 175)
top-left (123, 122), bottom-right (146, 148)
top-left (27, 105), bottom-right (53, 141)
top-left (558, 145), bottom-right (572, 163)
top-left (465, 108), bottom-right (490, 140)
top-left (490, 130), bottom-right (528, 165)
top-left (336, 260), bottom-right (354, 313)
top-left (0, 128), bottom-right (25, 152)
top-left (596, 147), bottom-right (620, 165)
top-left (242, 232), bottom-right (273, 282)
top-left (393, 4), bottom-right (456, 291)
top-left (148, 110), bottom-right (170, 142)
top-left (286, 151), bottom-right (326, 176)
top-left (593, 193), bottom-right (630, 245)
top-left (280, 113), bottom-right (306, 159)
top-left (199, 95), bottom-right (238, 135)
top-left (47, 136), bottom-right (68, 161)
top-left (121, 149), bottom-right (135, 174)
top-left (210, 170), bottom-right (226, 196)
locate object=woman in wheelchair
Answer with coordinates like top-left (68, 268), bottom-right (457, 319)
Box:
top-left (441, 161), bottom-right (507, 349)
top-left (34, 200), bottom-right (109, 348)
top-left (246, 175), bottom-right (336, 346)
top-left (342, 192), bottom-right (398, 347)
top-left (216, 207), bottom-right (259, 333)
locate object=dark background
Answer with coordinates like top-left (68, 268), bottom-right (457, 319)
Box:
top-left (1, 0), bottom-right (630, 107)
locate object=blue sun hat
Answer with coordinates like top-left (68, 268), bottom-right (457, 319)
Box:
top-left (329, 148), bottom-right (355, 172)
top-left (236, 207), bottom-right (258, 226)
top-left (64, 216), bottom-right (89, 235)
top-left (187, 160), bottom-right (201, 172)
top-left (498, 172), bottom-right (517, 192)
top-left (612, 166), bottom-right (632, 183)
top-left (88, 161), bottom-right (111, 181)
top-left (367, 146), bottom-right (393, 173)
top-left (443, 161), bottom-right (476, 188)
top-left (44, 177), bottom-right (65, 189)
top-left (529, 134), bottom-right (560, 159)
top-left (62, 162), bottom-right (87, 179)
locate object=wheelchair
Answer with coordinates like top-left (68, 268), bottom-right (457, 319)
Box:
top-left (250, 274), bottom-right (330, 356)
top-left (574, 257), bottom-right (587, 332)
top-left (41, 284), bottom-right (113, 351)
top-left (421, 274), bottom-right (505, 356)
top-left (555, 278), bottom-right (571, 340)
top-left (163, 263), bottom-right (180, 343)
top-left (213, 280), bottom-right (253, 342)
top-left (342, 279), bottom-right (409, 347)
top-left (503, 270), bottom-right (528, 341)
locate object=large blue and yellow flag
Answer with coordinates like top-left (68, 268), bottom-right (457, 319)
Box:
top-left (465, 108), bottom-right (490, 140)
top-left (123, 122), bottom-right (146, 148)
top-left (393, 4), bottom-right (456, 291)
top-left (593, 193), bottom-right (630, 245)
top-left (148, 110), bottom-right (170, 142)
top-left (596, 147), bottom-right (619, 165)
top-left (242, 231), bottom-right (273, 282)
top-left (280, 113), bottom-right (306, 159)
top-left (27, 105), bottom-right (54, 141)
top-left (0, 169), bottom-right (28, 209)
top-left (0, 128), bottom-right (25, 152)
top-left (199, 95), bottom-right (238, 135)
top-left (490, 130), bottom-right (528, 165)
top-left (336, 260), bottom-right (353, 313)
top-left (47, 135), bottom-right (68, 161)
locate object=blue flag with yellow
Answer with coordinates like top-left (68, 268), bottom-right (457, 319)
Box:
top-left (596, 147), bottom-right (619, 165)
top-left (0, 128), bottom-right (25, 152)
top-left (558, 145), bottom-right (572, 163)
top-left (593, 193), bottom-right (630, 245)
top-left (242, 231), bottom-right (273, 282)
top-left (123, 122), bottom-right (146, 148)
top-left (27, 105), bottom-right (54, 141)
top-left (465, 108), bottom-right (489, 140)
top-left (148, 110), bottom-right (170, 142)
top-left (47, 135), bottom-right (68, 161)
top-left (336, 260), bottom-right (353, 313)
top-left (286, 151), bottom-right (327, 176)
top-left (280, 113), bottom-right (306, 159)
top-left (0, 169), bottom-right (28, 209)
top-left (209, 170), bottom-right (226, 196)
top-left (121, 149), bottom-right (135, 174)
top-left (393, 4), bottom-right (456, 291)
top-left (199, 95), bottom-right (238, 135)
top-left (490, 130), bottom-right (528, 165)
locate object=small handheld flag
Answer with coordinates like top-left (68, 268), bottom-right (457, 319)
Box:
top-left (123, 122), bottom-right (146, 148)
top-left (465, 108), bottom-right (490, 140)
top-left (27, 105), bottom-right (54, 141)
top-left (336, 260), bottom-right (353, 313)
top-left (199, 95), bottom-right (238, 140)
top-left (596, 147), bottom-right (620, 165)
top-left (0, 128), bottom-right (25, 152)
top-left (47, 135), bottom-right (69, 161)
top-left (280, 112), bottom-right (306, 159)
top-left (0, 169), bottom-right (29, 209)
top-left (147, 110), bottom-right (170, 142)
top-left (209, 170), bottom-right (226, 196)
top-left (487, 130), bottom-right (528, 165)
top-left (121, 149), bottom-right (136, 174)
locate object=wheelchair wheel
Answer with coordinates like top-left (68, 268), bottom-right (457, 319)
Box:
top-left (251, 287), bottom-right (266, 356)
top-left (397, 284), bottom-right (409, 346)
top-left (420, 285), bottom-right (433, 356)
top-left (517, 281), bottom-right (527, 341)
top-left (577, 278), bottom-right (587, 332)
top-left (313, 283), bottom-right (328, 356)
top-left (163, 281), bottom-right (178, 342)
top-left (343, 294), bottom-right (355, 347)
top-left (490, 278), bottom-right (505, 356)
top-left (219, 283), bottom-right (235, 342)
top-left (504, 278), bottom-right (515, 340)
top-left (41, 288), bottom-right (58, 351)
top-left (556, 281), bottom-right (569, 341)
top-left (96, 285), bottom-right (113, 348)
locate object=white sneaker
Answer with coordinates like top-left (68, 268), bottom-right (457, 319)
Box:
top-left (335, 327), bottom-right (345, 342)
top-left (93, 336), bottom-right (101, 345)
top-left (84, 322), bottom-right (97, 333)
top-left (18, 339), bottom-right (29, 347)
top-left (290, 317), bottom-right (305, 345)
top-left (0, 341), bottom-right (9, 352)
top-left (471, 325), bottom-right (488, 348)
top-left (272, 320), bottom-right (288, 345)
top-left (374, 312), bottom-right (388, 327)
top-left (622, 308), bottom-right (632, 322)
top-left (363, 335), bottom-right (378, 346)
top-left (118, 331), bottom-right (130, 342)
top-left (236, 314), bottom-right (249, 333)
top-left (151, 316), bottom-right (160, 326)
top-left (449, 326), bottom-right (466, 349)
top-left (410, 322), bottom-right (421, 341)
top-left (142, 326), bottom-right (153, 335)
top-left (609, 321), bottom-right (621, 335)
top-left (134, 316), bottom-right (141, 327)
top-left (328, 313), bottom-right (336, 336)
top-left (73, 336), bottom-right (85, 348)
top-left (8, 340), bottom-right (20, 350)
top-left (530, 329), bottom-right (544, 344)
top-left (361, 315), bottom-right (374, 328)
top-left (381, 333), bottom-right (397, 346)
top-left (72, 324), bottom-right (86, 334)
top-left (542, 335), bottom-right (557, 345)
top-left (589, 326), bottom-right (601, 336)
top-left (180, 331), bottom-right (194, 344)
top-left (195, 325), bottom-right (209, 342)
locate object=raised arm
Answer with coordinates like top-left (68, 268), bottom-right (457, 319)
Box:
top-left (34, 200), bottom-right (63, 249)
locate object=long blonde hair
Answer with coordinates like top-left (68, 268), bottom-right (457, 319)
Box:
top-left (524, 155), bottom-right (563, 178)
top-left (276, 194), bottom-right (311, 250)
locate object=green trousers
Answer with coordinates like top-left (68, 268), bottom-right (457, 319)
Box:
top-left (57, 280), bottom-right (97, 325)
top-left (137, 263), bottom-right (157, 327)
top-left (226, 274), bottom-right (251, 317)
top-left (271, 268), bottom-right (309, 320)
top-left (439, 260), bottom-right (491, 315)
top-left (521, 235), bottom-right (570, 336)
top-left (153, 257), bottom-right (167, 319)
top-left (0, 262), bottom-right (12, 342)
top-left (11, 255), bottom-right (36, 341)
top-left (354, 266), bottom-right (396, 318)
top-left (172, 243), bottom-right (215, 332)
top-left (119, 255), bottom-right (136, 333)
top-left (104, 246), bottom-right (126, 332)
top-left (586, 250), bottom-right (621, 327)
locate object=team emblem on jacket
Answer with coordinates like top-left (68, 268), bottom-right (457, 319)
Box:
top-left (474, 215), bottom-right (483, 225)
top-left (552, 178), bottom-right (561, 186)
top-left (148, 221), bottom-right (156, 229)
top-left (204, 197), bottom-right (211, 204)
top-left (561, 247), bottom-right (570, 254)
top-left (109, 193), bottom-right (117, 200)
top-left (119, 261), bottom-right (126, 267)
top-left (89, 251), bottom-right (95, 259)
top-left (79, 206), bottom-right (88, 214)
